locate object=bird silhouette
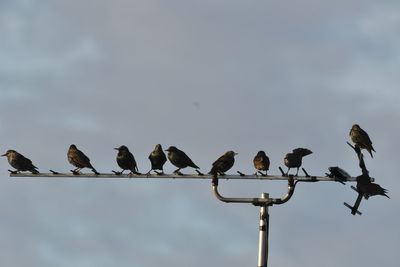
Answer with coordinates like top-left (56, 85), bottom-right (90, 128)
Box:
top-left (284, 148), bottom-right (312, 176)
top-left (253, 151), bottom-right (270, 176)
top-left (2, 150), bottom-right (39, 174)
top-left (165, 146), bottom-right (199, 175)
top-left (349, 124), bottom-right (375, 158)
top-left (114, 145), bottom-right (139, 175)
top-left (67, 144), bottom-right (99, 175)
top-left (356, 176), bottom-right (389, 199)
top-left (209, 151), bottom-right (237, 176)
top-left (147, 144), bottom-right (167, 175)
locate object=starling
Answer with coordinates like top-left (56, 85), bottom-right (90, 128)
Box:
top-left (114, 145), bottom-right (139, 175)
top-left (209, 151), bottom-right (237, 176)
top-left (356, 176), bottom-right (389, 199)
top-left (67, 144), bottom-right (99, 175)
top-left (349, 124), bottom-right (375, 158)
top-left (253, 151), bottom-right (270, 176)
top-left (1, 150), bottom-right (39, 174)
top-left (284, 148), bottom-right (312, 176)
top-left (165, 146), bottom-right (199, 174)
top-left (147, 144), bottom-right (167, 175)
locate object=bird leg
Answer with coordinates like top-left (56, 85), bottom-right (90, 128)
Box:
top-left (258, 171), bottom-right (267, 177)
top-left (173, 168), bottom-right (183, 175)
top-left (154, 170), bottom-right (164, 175)
top-left (8, 169), bottom-right (19, 174)
top-left (285, 167), bottom-right (290, 176)
top-left (71, 168), bottom-right (81, 175)
top-left (295, 168), bottom-right (299, 177)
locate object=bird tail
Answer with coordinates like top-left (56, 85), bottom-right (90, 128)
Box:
top-left (367, 148), bottom-right (374, 158)
top-left (31, 169), bottom-right (39, 174)
top-left (92, 168), bottom-right (100, 175)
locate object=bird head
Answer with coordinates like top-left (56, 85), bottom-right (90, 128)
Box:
top-left (1, 150), bottom-right (16, 157)
top-left (69, 144), bottom-right (77, 150)
top-left (226, 151), bottom-right (238, 157)
top-left (256, 151), bottom-right (266, 157)
top-left (351, 124), bottom-right (360, 130)
top-left (114, 145), bottom-right (129, 152)
top-left (165, 146), bottom-right (177, 152)
top-left (155, 144), bottom-right (163, 151)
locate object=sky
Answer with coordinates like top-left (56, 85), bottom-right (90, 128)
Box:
top-left (0, 0), bottom-right (399, 266)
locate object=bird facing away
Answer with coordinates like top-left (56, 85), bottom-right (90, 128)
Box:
top-left (209, 151), bottom-right (237, 176)
top-left (67, 144), bottom-right (99, 175)
top-left (349, 124), bottom-right (375, 158)
top-left (114, 145), bottom-right (139, 175)
top-left (165, 146), bottom-right (199, 175)
top-left (356, 176), bottom-right (389, 199)
top-left (253, 151), bottom-right (270, 176)
top-left (2, 150), bottom-right (39, 174)
top-left (284, 148), bottom-right (312, 176)
top-left (147, 144), bottom-right (167, 175)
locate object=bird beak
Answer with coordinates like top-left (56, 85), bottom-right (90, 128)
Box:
top-left (164, 149), bottom-right (169, 152)
top-left (114, 147), bottom-right (119, 150)
top-left (235, 153), bottom-right (238, 155)
top-left (1, 153), bottom-right (7, 157)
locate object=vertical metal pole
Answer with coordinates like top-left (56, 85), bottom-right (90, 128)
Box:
top-left (257, 193), bottom-right (269, 267)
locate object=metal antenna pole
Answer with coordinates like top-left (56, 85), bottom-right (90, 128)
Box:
top-left (258, 193), bottom-right (269, 267)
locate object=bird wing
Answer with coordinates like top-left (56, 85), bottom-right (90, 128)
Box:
top-left (179, 150), bottom-right (199, 169)
top-left (74, 150), bottom-right (93, 168)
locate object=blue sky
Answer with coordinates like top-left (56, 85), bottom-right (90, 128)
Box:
top-left (0, 0), bottom-right (399, 266)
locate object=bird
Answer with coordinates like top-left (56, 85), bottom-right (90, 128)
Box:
top-left (356, 176), bottom-right (389, 199)
top-left (253, 151), bottom-right (270, 176)
top-left (1, 150), bottom-right (39, 174)
top-left (284, 148), bottom-right (312, 176)
top-left (147, 144), bottom-right (167, 175)
top-left (165, 146), bottom-right (199, 175)
top-left (114, 145), bottom-right (139, 175)
top-left (209, 151), bottom-right (237, 176)
top-left (67, 144), bottom-right (99, 175)
top-left (349, 124), bottom-right (375, 158)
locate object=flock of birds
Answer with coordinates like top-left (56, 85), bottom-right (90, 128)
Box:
top-left (2, 124), bottom-right (376, 180)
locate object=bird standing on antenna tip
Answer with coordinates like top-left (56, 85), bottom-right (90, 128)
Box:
top-left (2, 150), bottom-right (39, 174)
top-left (165, 146), bottom-right (199, 175)
top-left (253, 151), bottom-right (270, 176)
top-left (114, 145), bottom-right (139, 175)
top-left (209, 151), bottom-right (237, 176)
top-left (67, 144), bottom-right (99, 175)
top-left (147, 144), bottom-right (167, 175)
top-left (284, 148), bottom-right (312, 176)
top-left (349, 124), bottom-right (375, 158)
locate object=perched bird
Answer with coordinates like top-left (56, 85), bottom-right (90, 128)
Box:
top-left (147, 144), bottom-right (167, 175)
top-left (165, 146), bottom-right (199, 174)
top-left (253, 151), bottom-right (270, 176)
top-left (356, 176), bottom-right (389, 199)
top-left (67, 144), bottom-right (99, 175)
top-left (349, 124), bottom-right (375, 158)
top-left (1, 150), bottom-right (39, 174)
top-left (284, 148), bottom-right (312, 176)
top-left (327, 166), bottom-right (351, 182)
top-left (114, 145), bottom-right (139, 175)
top-left (209, 151), bottom-right (237, 176)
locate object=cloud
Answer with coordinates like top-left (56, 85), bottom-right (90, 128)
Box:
top-left (0, 1), bottom-right (399, 266)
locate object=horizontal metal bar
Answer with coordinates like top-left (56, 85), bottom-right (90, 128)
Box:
top-left (9, 172), bottom-right (361, 182)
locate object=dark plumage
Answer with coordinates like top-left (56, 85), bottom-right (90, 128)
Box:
top-left (350, 124), bottom-right (375, 158)
top-left (2, 150), bottom-right (39, 174)
top-left (67, 144), bottom-right (99, 174)
top-left (284, 148), bottom-right (312, 176)
top-left (165, 146), bottom-right (199, 174)
top-left (115, 145), bottom-right (139, 175)
top-left (148, 144), bottom-right (167, 175)
top-left (209, 151), bottom-right (237, 176)
top-left (357, 176), bottom-right (389, 199)
top-left (253, 151), bottom-right (270, 176)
